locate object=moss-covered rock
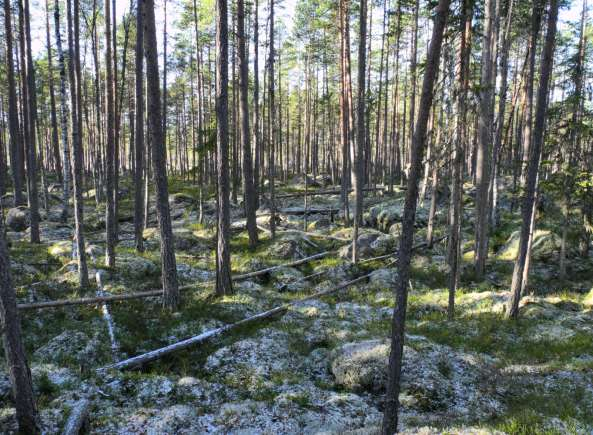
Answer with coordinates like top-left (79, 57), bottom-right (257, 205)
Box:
top-left (6, 207), bottom-right (30, 232)
top-left (497, 229), bottom-right (561, 261)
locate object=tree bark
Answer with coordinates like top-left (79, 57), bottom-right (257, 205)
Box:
top-left (238, 0), bottom-right (258, 249)
top-left (0, 217), bottom-right (40, 433)
top-left (134, 1), bottom-right (145, 253)
top-left (66, 0), bottom-right (90, 286)
top-left (381, 0), bottom-right (451, 431)
top-left (474, 0), bottom-right (497, 280)
top-left (447, 0), bottom-right (472, 320)
top-left (351, 0), bottom-right (367, 263)
top-left (3, 0), bottom-right (25, 207)
top-left (44, 0), bottom-right (62, 184)
top-left (507, 0), bottom-right (559, 319)
top-left (19, 0), bottom-right (41, 243)
top-left (143, 0), bottom-right (180, 309)
top-left (104, 0), bottom-right (117, 268)
top-left (215, 0), bottom-right (233, 296)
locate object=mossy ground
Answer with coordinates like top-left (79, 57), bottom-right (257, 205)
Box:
top-left (3, 176), bottom-right (593, 433)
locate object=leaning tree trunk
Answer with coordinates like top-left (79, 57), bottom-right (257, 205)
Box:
top-left (215, 0), bottom-right (233, 296)
top-left (0, 217), bottom-right (40, 434)
top-left (507, 0), bottom-right (559, 319)
top-left (381, 0), bottom-right (451, 432)
top-left (237, 0), bottom-right (258, 249)
top-left (143, 0), bottom-right (180, 310)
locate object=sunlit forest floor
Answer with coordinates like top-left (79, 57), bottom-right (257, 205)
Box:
top-left (1, 175), bottom-right (592, 433)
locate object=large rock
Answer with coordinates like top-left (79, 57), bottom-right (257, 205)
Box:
top-left (339, 232), bottom-right (381, 259)
top-left (271, 266), bottom-right (308, 292)
top-left (115, 255), bottom-right (158, 279)
top-left (204, 328), bottom-right (298, 396)
top-left (34, 331), bottom-right (99, 366)
top-left (366, 200), bottom-right (428, 231)
top-left (497, 229), bottom-right (561, 261)
top-left (6, 207), bottom-right (30, 232)
top-left (368, 268), bottom-right (398, 289)
top-left (330, 338), bottom-right (504, 417)
top-left (268, 234), bottom-right (316, 260)
top-left (144, 227), bottom-right (205, 251)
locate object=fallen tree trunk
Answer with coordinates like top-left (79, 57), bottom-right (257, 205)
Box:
top-left (258, 225), bottom-right (351, 242)
top-left (96, 237), bottom-right (438, 371)
top-left (18, 251), bottom-right (333, 310)
top-left (258, 207), bottom-right (340, 216)
top-left (62, 398), bottom-right (91, 435)
top-left (275, 187), bottom-right (386, 199)
top-left (97, 273), bottom-right (372, 372)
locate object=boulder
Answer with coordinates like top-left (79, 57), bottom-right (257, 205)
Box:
top-left (6, 207), bottom-right (30, 232)
top-left (144, 227), bottom-right (205, 251)
top-left (330, 338), bottom-right (504, 417)
top-left (369, 234), bottom-right (398, 256)
top-left (497, 229), bottom-right (561, 261)
top-left (204, 328), bottom-right (298, 393)
top-left (369, 268), bottom-right (398, 289)
top-left (34, 331), bottom-right (99, 366)
top-left (270, 266), bottom-right (308, 292)
top-left (339, 232), bottom-right (381, 259)
top-left (366, 200), bottom-right (428, 231)
top-left (307, 216), bottom-right (332, 231)
top-left (169, 192), bottom-right (195, 205)
top-left (176, 263), bottom-right (214, 282)
top-left (115, 255), bottom-right (158, 279)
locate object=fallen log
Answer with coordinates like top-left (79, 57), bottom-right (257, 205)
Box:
top-left (258, 226), bottom-right (350, 242)
top-left (97, 234), bottom-right (440, 371)
top-left (275, 187), bottom-right (385, 199)
top-left (258, 207), bottom-right (340, 217)
top-left (232, 251), bottom-right (331, 281)
top-left (62, 398), bottom-right (91, 435)
top-left (97, 273), bottom-right (373, 372)
top-left (18, 251), bottom-right (333, 310)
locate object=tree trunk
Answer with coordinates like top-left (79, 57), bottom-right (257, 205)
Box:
top-left (215, 0), bottom-right (233, 296)
top-left (3, 0), bottom-right (25, 207)
top-left (0, 217), bottom-right (40, 433)
top-left (447, 0), bottom-right (472, 320)
top-left (507, 0), bottom-right (559, 319)
top-left (134, 0), bottom-right (145, 253)
top-left (66, 0), bottom-right (90, 286)
top-left (143, 0), bottom-right (180, 309)
top-left (351, 0), bottom-right (366, 263)
top-left (252, 0), bottom-right (260, 210)
top-left (54, 0), bottom-right (71, 223)
top-left (104, 0), bottom-right (117, 267)
top-left (238, 0), bottom-right (258, 249)
top-left (45, 0), bottom-right (62, 184)
top-left (381, 0), bottom-right (451, 432)
top-left (474, 0), bottom-right (497, 280)
top-left (19, 0), bottom-right (41, 244)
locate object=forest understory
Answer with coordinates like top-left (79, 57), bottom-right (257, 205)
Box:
top-left (1, 175), bottom-right (592, 434)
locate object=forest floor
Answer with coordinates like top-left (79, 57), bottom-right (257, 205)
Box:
top-left (1, 175), bottom-right (593, 434)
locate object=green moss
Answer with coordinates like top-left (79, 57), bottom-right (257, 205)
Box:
top-left (408, 312), bottom-right (593, 366)
top-left (496, 410), bottom-right (562, 435)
